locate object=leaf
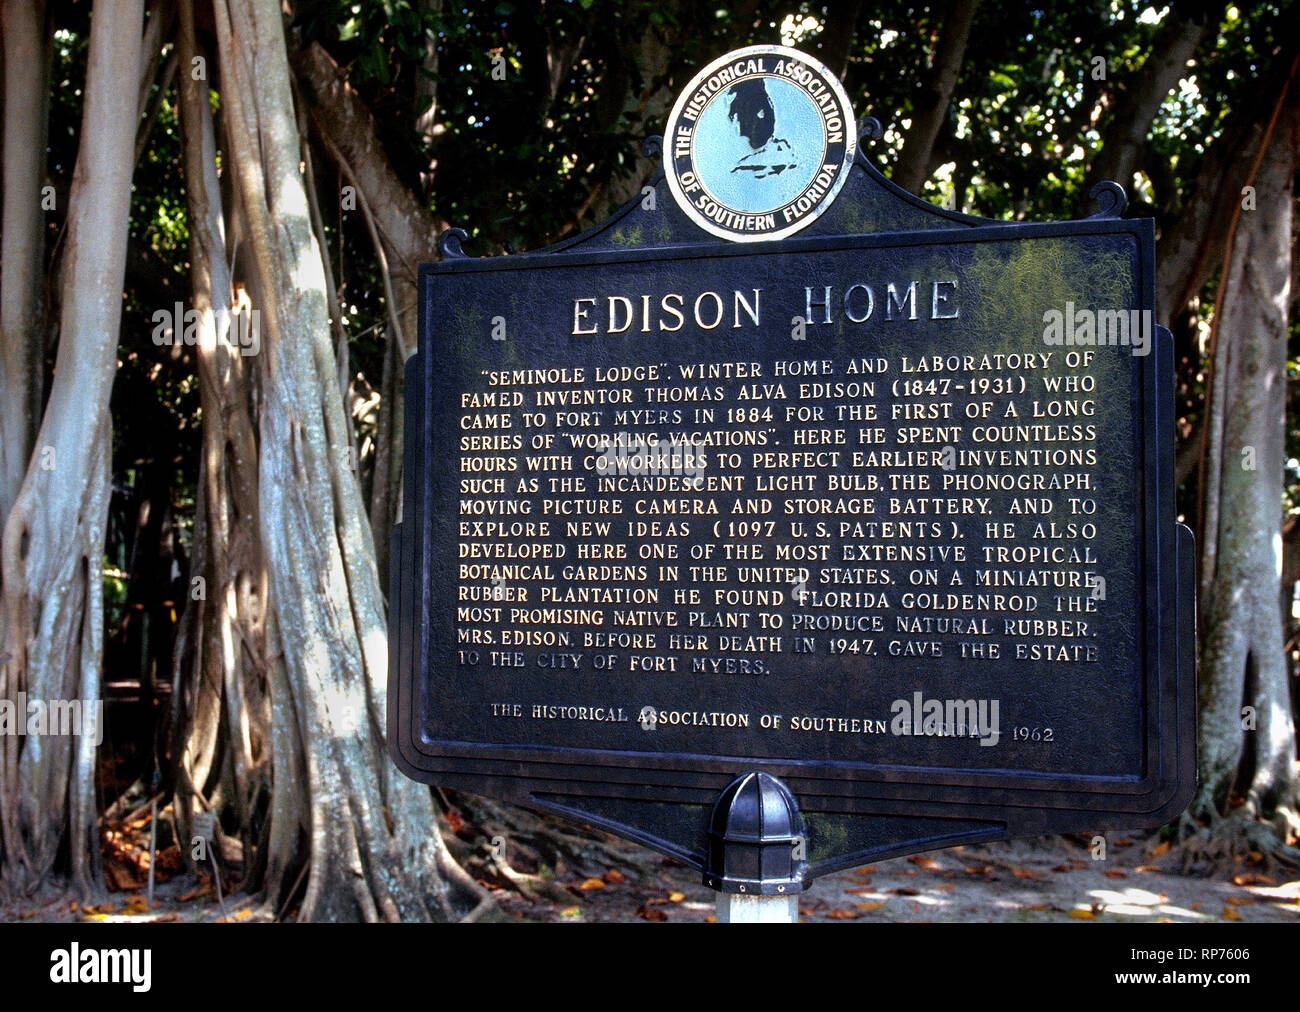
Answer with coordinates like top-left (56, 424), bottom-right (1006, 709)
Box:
top-left (638, 905), bottom-right (668, 922)
top-left (909, 855), bottom-right (940, 870)
top-left (1068, 908), bottom-right (1095, 920)
top-left (1134, 864), bottom-right (1162, 873)
top-left (855, 902), bottom-right (886, 910)
top-left (1012, 868), bottom-right (1038, 879)
top-left (603, 869), bottom-right (625, 884)
top-left (964, 865), bottom-right (992, 875)
top-left (578, 877), bottom-right (606, 891)
top-left (845, 886), bottom-right (874, 895)
top-left (668, 891), bottom-right (685, 903)
top-left (1104, 869), bottom-right (1127, 879)
top-left (1224, 896), bottom-right (1255, 906)
top-left (1149, 840), bottom-right (1170, 857)
top-left (444, 809), bottom-right (463, 833)
top-left (1052, 864), bottom-right (1073, 872)
top-left (559, 906), bottom-right (582, 919)
top-left (935, 884), bottom-right (957, 891)
top-left (1221, 905), bottom-right (1240, 921)
top-left (826, 909), bottom-right (862, 919)
top-left (1231, 872), bottom-right (1276, 887)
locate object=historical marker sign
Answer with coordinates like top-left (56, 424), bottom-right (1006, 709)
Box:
top-left (390, 47), bottom-right (1195, 884)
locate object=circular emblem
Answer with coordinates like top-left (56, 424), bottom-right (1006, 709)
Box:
top-left (663, 45), bottom-right (857, 242)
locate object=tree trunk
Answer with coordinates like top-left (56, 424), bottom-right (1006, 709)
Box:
top-left (1089, 6), bottom-right (1215, 194)
top-left (893, 0), bottom-right (979, 195)
top-left (170, 0), bottom-right (270, 876)
top-left (293, 41), bottom-right (440, 573)
top-left (1188, 77), bottom-right (1300, 858)
top-left (0, 0), bottom-right (143, 898)
top-left (0, 0), bottom-right (50, 530)
top-left (214, 0), bottom-right (489, 921)
top-left (1156, 82), bottom-right (1281, 325)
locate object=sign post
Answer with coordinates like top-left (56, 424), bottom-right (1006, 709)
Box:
top-left (389, 45), bottom-right (1196, 920)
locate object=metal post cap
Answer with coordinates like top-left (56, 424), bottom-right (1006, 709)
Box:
top-left (705, 772), bottom-right (807, 895)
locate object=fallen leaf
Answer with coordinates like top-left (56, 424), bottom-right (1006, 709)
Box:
top-left (559, 906), bottom-right (582, 919)
top-left (148, 914), bottom-right (180, 923)
top-left (826, 909), bottom-right (862, 919)
top-left (964, 865), bottom-right (992, 875)
top-left (1149, 840), bottom-right (1170, 857)
top-left (1190, 902), bottom-right (1202, 910)
top-left (935, 884), bottom-right (957, 891)
top-left (444, 809), bottom-right (463, 833)
top-left (1247, 851), bottom-right (1263, 864)
top-left (668, 891), bottom-right (685, 903)
top-left (855, 902), bottom-right (886, 910)
top-left (845, 887), bottom-right (874, 895)
top-left (705, 914), bottom-right (715, 923)
top-left (1224, 896), bottom-right (1255, 907)
top-left (1221, 905), bottom-right (1240, 921)
top-left (578, 877), bottom-right (606, 891)
top-left (1104, 870), bottom-right (1127, 880)
top-left (1232, 873), bottom-right (1276, 887)
top-left (1115, 838), bottom-right (1133, 847)
top-left (233, 909), bottom-right (253, 920)
top-left (1134, 865), bottom-right (1161, 873)
top-left (1069, 908), bottom-right (1095, 920)
top-left (603, 869), bottom-right (625, 885)
top-left (1012, 868), bottom-right (1038, 879)
top-left (638, 905), bottom-right (667, 922)
top-left (1052, 864), bottom-right (1073, 873)
top-left (909, 856), bottom-right (940, 870)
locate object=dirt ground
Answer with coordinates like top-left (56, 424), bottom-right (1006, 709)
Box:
top-left (2, 828), bottom-right (1296, 924)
